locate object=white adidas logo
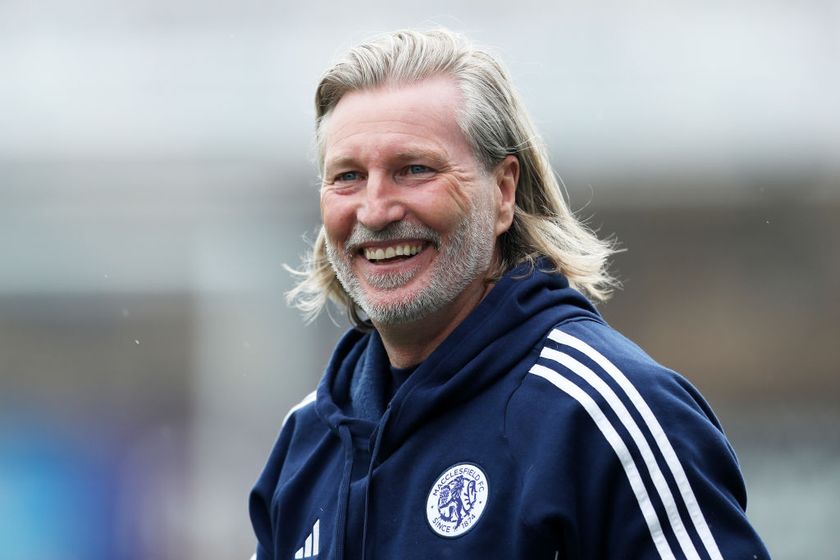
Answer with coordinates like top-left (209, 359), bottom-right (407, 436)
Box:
top-left (293, 519), bottom-right (320, 559)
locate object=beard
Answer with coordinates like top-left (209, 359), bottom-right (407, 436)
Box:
top-left (325, 197), bottom-right (497, 325)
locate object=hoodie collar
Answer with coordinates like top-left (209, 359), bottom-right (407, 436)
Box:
top-left (315, 261), bottom-right (601, 448)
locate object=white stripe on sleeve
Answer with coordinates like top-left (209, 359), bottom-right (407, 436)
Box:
top-left (540, 347), bottom-right (700, 560)
top-left (530, 363), bottom-right (676, 560)
top-left (282, 390), bottom-right (318, 427)
top-left (548, 329), bottom-right (723, 560)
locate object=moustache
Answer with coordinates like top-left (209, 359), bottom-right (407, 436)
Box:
top-left (344, 222), bottom-right (441, 253)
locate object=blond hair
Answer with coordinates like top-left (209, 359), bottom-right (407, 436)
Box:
top-left (289, 28), bottom-right (618, 327)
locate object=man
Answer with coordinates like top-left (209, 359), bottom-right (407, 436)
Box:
top-left (250, 29), bottom-right (769, 559)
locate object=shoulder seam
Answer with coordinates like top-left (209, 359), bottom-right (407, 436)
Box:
top-left (553, 315), bottom-right (605, 330)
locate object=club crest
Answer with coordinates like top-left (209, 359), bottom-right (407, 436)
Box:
top-left (426, 463), bottom-right (489, 537)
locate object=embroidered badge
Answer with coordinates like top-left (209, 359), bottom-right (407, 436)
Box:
top-left (426, 463), bottom-right (489, 537)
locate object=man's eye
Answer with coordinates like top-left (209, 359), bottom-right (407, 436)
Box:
top-left (404, 165), bottom-right (434, 176)
top-left (334, 171), bottom-right (360, 183)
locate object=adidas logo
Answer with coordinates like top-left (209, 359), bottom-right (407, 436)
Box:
top-left (293, 519), bottom-right (320, 559)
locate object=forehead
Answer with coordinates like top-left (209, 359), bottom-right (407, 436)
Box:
top-left (321, 76), bottom-right (475, 167)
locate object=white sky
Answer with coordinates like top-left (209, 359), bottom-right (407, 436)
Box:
top-left (1, 0), bottom-right (838, 179)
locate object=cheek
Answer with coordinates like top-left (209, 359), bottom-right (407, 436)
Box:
top-left (320, 194), bottom-right (356, 243)
top-left (408, 179), bottom-right (472, 233)
top-left (410, 197), bottom-right (463, 235)
top-left (440, 174), bottom-right (473, 215)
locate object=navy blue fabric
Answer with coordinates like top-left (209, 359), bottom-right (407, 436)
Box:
top-left (249, 263), bottom-right (769, 560)
top-left (388, 363), bottom-right (416, 399)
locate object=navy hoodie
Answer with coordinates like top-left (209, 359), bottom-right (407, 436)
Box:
top-left (249, 263), bottom-right (769, 559)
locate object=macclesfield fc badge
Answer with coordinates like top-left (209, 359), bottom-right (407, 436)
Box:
top-left (426, 463), bottom-right (489, 537)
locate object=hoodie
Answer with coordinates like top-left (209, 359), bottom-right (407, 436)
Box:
top-left (249, 264), bottom-right (769, 560)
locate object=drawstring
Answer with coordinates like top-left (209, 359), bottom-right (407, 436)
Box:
top-left (335, 425), bottom-right (354, 560)
top-left (360, 407), bottom-right (392, 560)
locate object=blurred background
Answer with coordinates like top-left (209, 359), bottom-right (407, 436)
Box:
top-left (1, 1), bottom-right (838, 558)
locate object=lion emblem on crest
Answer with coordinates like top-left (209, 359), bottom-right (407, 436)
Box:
top-left (436, 475), bottom-right (477, 527)
top-left (426, 463), bottom-right (489, 537)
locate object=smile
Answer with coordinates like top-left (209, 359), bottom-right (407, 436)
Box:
top-left (363, 243), bottom-right (425, 262)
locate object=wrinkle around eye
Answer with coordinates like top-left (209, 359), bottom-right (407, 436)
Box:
top-left (323, 171), bottom-right (366, 191)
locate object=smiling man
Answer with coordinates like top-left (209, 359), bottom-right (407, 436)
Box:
top-left (249, 29), bottom-right (769, 560)
top-left (321, 75), bottom-right (516, 366)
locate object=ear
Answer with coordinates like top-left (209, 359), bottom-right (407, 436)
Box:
top-left (493, 155), bottom-right (519, 236)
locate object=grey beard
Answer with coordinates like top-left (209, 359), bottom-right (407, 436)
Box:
top-left (325, 200), bottom-right (497, 326)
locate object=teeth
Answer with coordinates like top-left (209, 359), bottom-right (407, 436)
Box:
top-left (364, 244), bottom-right (422, 261)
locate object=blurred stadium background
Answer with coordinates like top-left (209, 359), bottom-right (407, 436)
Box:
top-left (1, 1), bottom-right (838, 558)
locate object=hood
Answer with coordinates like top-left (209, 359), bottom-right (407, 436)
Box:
top-left (314, 261), bottom-right (601, 454)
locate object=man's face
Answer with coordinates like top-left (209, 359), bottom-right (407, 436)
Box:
top-left (320, 76), bottom-right (507, 325)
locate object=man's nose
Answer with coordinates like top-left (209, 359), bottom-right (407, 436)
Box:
top-left (356, 173), bottom-right (406, 230)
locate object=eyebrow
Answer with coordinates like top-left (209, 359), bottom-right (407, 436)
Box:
top-left (322, 156), bottom-right (358, 176)
top-left (391, 149), bottom-right (448, 166)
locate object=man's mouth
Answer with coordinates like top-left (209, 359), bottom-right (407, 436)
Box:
top-left (362, 242), bottom-right (425, 263)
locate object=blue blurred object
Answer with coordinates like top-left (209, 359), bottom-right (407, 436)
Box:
top-left (0, 412), bottom-right (117, 560)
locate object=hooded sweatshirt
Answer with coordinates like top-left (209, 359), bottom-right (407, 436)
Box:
top-left (249, 263), bottom-right (769, 560)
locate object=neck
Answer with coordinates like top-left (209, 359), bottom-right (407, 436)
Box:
top-left (374, 278), bottom-right (494, 368)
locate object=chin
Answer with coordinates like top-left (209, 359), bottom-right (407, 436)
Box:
top-left (358, 285), bottom-right (442, 326)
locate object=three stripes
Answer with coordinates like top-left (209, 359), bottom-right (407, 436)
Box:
top-left (293, 519), bottom-right (320, 559)
top-left (530, 329), bottom-right (722, 560)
